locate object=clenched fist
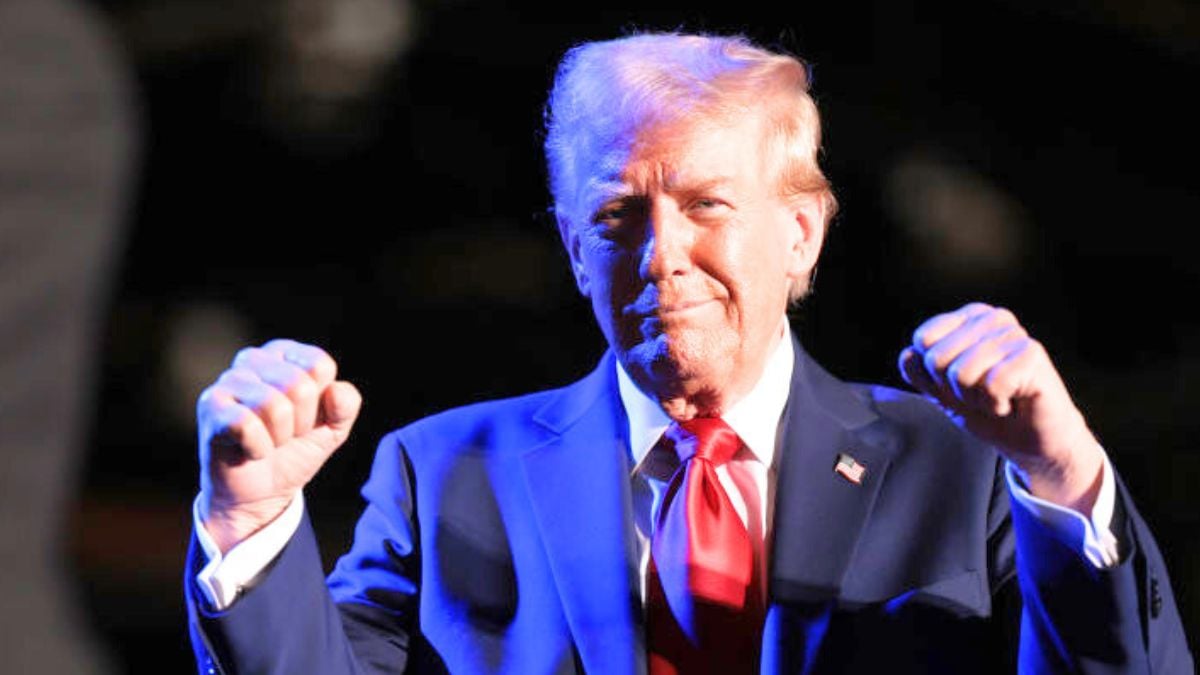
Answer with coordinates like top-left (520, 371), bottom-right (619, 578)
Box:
top-left (196, 339), bottom-right (362, 554)
top-left (898, 303), bottom-right (1105, 513)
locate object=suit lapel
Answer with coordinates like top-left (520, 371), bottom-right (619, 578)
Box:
top-left (761, 340), bottom-right (900, 672)
top-left (768, 340), bottom-right (899, 603)
top-left (520, 353), bottom-right (645, 675)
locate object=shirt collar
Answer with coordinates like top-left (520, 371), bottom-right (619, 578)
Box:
top-left (617, 318), bottom-right (795, 470)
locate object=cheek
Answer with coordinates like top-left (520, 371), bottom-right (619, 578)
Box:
top-left (716, 221), bottom-right (794, 307)
top-left (708, 230), bottom-right (765, 289)
top-left (580, 245), bottom-right (635, 305)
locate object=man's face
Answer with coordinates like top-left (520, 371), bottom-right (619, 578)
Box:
top-left (560, 112), bottom-right (826, 416)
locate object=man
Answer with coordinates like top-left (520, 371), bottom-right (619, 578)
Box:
top-left (187, 33), bottom-right (1192, 673)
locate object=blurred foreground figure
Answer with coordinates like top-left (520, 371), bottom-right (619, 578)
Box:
top-left (0, 1), bottom-right (135, 672)
top-left (185, 33), bottom-right (1191, 673)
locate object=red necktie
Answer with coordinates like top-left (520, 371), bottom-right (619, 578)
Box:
top-left (647, 418), bottom-right (764, 675)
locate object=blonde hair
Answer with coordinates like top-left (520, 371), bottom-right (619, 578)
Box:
top-left (543, 32), bottom-right (837, 300)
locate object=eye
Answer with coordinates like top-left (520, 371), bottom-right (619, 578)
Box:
top-left (591, 197), bottom-right (646, 229)
top-left (594, 204), bottom-right (628, 224)
top-left (688, 196), bottom-right (730, 216)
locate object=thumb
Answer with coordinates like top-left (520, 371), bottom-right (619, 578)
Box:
top-left (321, 381), bottom-right (362, 431)
top-left (274, 381), bottom-right (360, 489)
top-left (304, 381), bottom-right (362, 453)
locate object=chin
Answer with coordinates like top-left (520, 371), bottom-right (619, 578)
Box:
top-left (624, 329), bottom-right (734, 397)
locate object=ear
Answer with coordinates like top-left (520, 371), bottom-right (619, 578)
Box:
top-left (556, 211), bottom-right (591, 298)
top-left (785, 193), bottom-right (828, 284)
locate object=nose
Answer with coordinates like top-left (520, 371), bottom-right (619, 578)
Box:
top-left (638, 202), bottom-right (693, 281)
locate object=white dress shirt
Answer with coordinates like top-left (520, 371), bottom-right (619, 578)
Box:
top-left (620, 319), bottom-right (793, 601)
top-left (195, 322), bottom-right (1119, 610)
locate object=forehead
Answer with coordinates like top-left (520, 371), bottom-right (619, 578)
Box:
top-left (577, 112), bottom-right (769, 204)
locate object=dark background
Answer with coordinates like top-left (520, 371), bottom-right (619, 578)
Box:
top-left (68, 0), bottom-right (1197, 670)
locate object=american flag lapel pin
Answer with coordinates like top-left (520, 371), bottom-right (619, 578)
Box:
top-left (834, 452), bottom-right (866, 485)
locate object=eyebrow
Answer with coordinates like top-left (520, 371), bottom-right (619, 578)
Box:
top-left (663, 175), bottom-right (735, 194)
top-left (587, 174), bottom-right (734, 202)
top-left (587, 179), bottom-right (631, 202)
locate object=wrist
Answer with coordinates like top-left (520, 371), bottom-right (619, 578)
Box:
top-left (1016, 433), bottom-right (1104, 514)
top-left (199, 493), bottom-right (295, 555)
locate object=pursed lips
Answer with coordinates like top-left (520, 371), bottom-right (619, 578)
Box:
top-left (622, 286), bottom-right (718, 323)
top-left (624, 297), bottom-right (716, 321)
top-left (654, 299), bottom-right (714, 314)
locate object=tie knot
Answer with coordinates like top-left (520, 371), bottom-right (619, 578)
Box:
top-left (666, 418), bottom-right (741, 466)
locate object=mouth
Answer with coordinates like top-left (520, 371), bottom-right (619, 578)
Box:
top-left (655, 299), bottom-right (715, 315)
top-left (623, 298), bottom-right (716, 323)
top-left (622, 285), bottom-right (717, 320)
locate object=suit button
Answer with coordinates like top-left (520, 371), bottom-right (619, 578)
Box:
top-left (1150, 577), bottom-right (1163, 618)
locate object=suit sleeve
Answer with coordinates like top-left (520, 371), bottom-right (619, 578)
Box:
top-left (326, 430), bottom-right (426, 672)
top-left (185, 508), bottom-right (368, 674)
top-left (184, 431), bottom-right (423, 674)
top-left (1008, 469), bottom-right (1193, 673)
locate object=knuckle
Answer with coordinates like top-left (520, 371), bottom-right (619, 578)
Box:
top-left (312, 350), bottom-right (337, 375)
top-left (306, 354), bottom-right (338, 384)
top-left (960, 303), bottom-right (991, 322)
top-left (256, 391), bottom-right (292, 423)
top-left (288, 375), bottom-right (319, 403)
top-left (913, 326), bottom-right (935, 350)
top-left (219, 367), bottom-right (255, 387)
top-left (232, 346), bottom-right (262, 367)
top-left (197, 384), bottom-right (219, 407)
top-left (256, 359), bottom-right (292, 387)
top-left (998, 324), bottom-right (1026, 341)
top-left (992, 307), bottom-right (1017, 325)
top-left (197, 386), bottom-right (228, 418)
top-left (1026, 337), bottom-right (1046, 357)
top-left (978, 325), bottom-right (1002, 342)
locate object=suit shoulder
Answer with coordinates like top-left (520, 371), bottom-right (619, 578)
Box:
top-left (382, 385), bottom-right (569, 459)
top-left (847, 382), bottom-right (998, 464)
top-left (851, 382), bottom-right (955, 428)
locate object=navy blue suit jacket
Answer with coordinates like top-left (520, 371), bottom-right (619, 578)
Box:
top-left (187, 343), bottom-right (1193, 673)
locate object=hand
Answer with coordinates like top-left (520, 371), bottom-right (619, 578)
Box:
top-left (898, 303), bottom-right (1104, 513)
top-left (196, 339), bottom-right (362, 554)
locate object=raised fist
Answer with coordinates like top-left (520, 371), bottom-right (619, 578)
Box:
top-left (898, 303), bottom-right (1104, 512)
top-left (196, 339), bottom-right (362, 554)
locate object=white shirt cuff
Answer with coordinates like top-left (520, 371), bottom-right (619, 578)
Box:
top-left (193, 492), bottom-right (306, 610)
top-left (1005, 452), bottom-right (1120, 569)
